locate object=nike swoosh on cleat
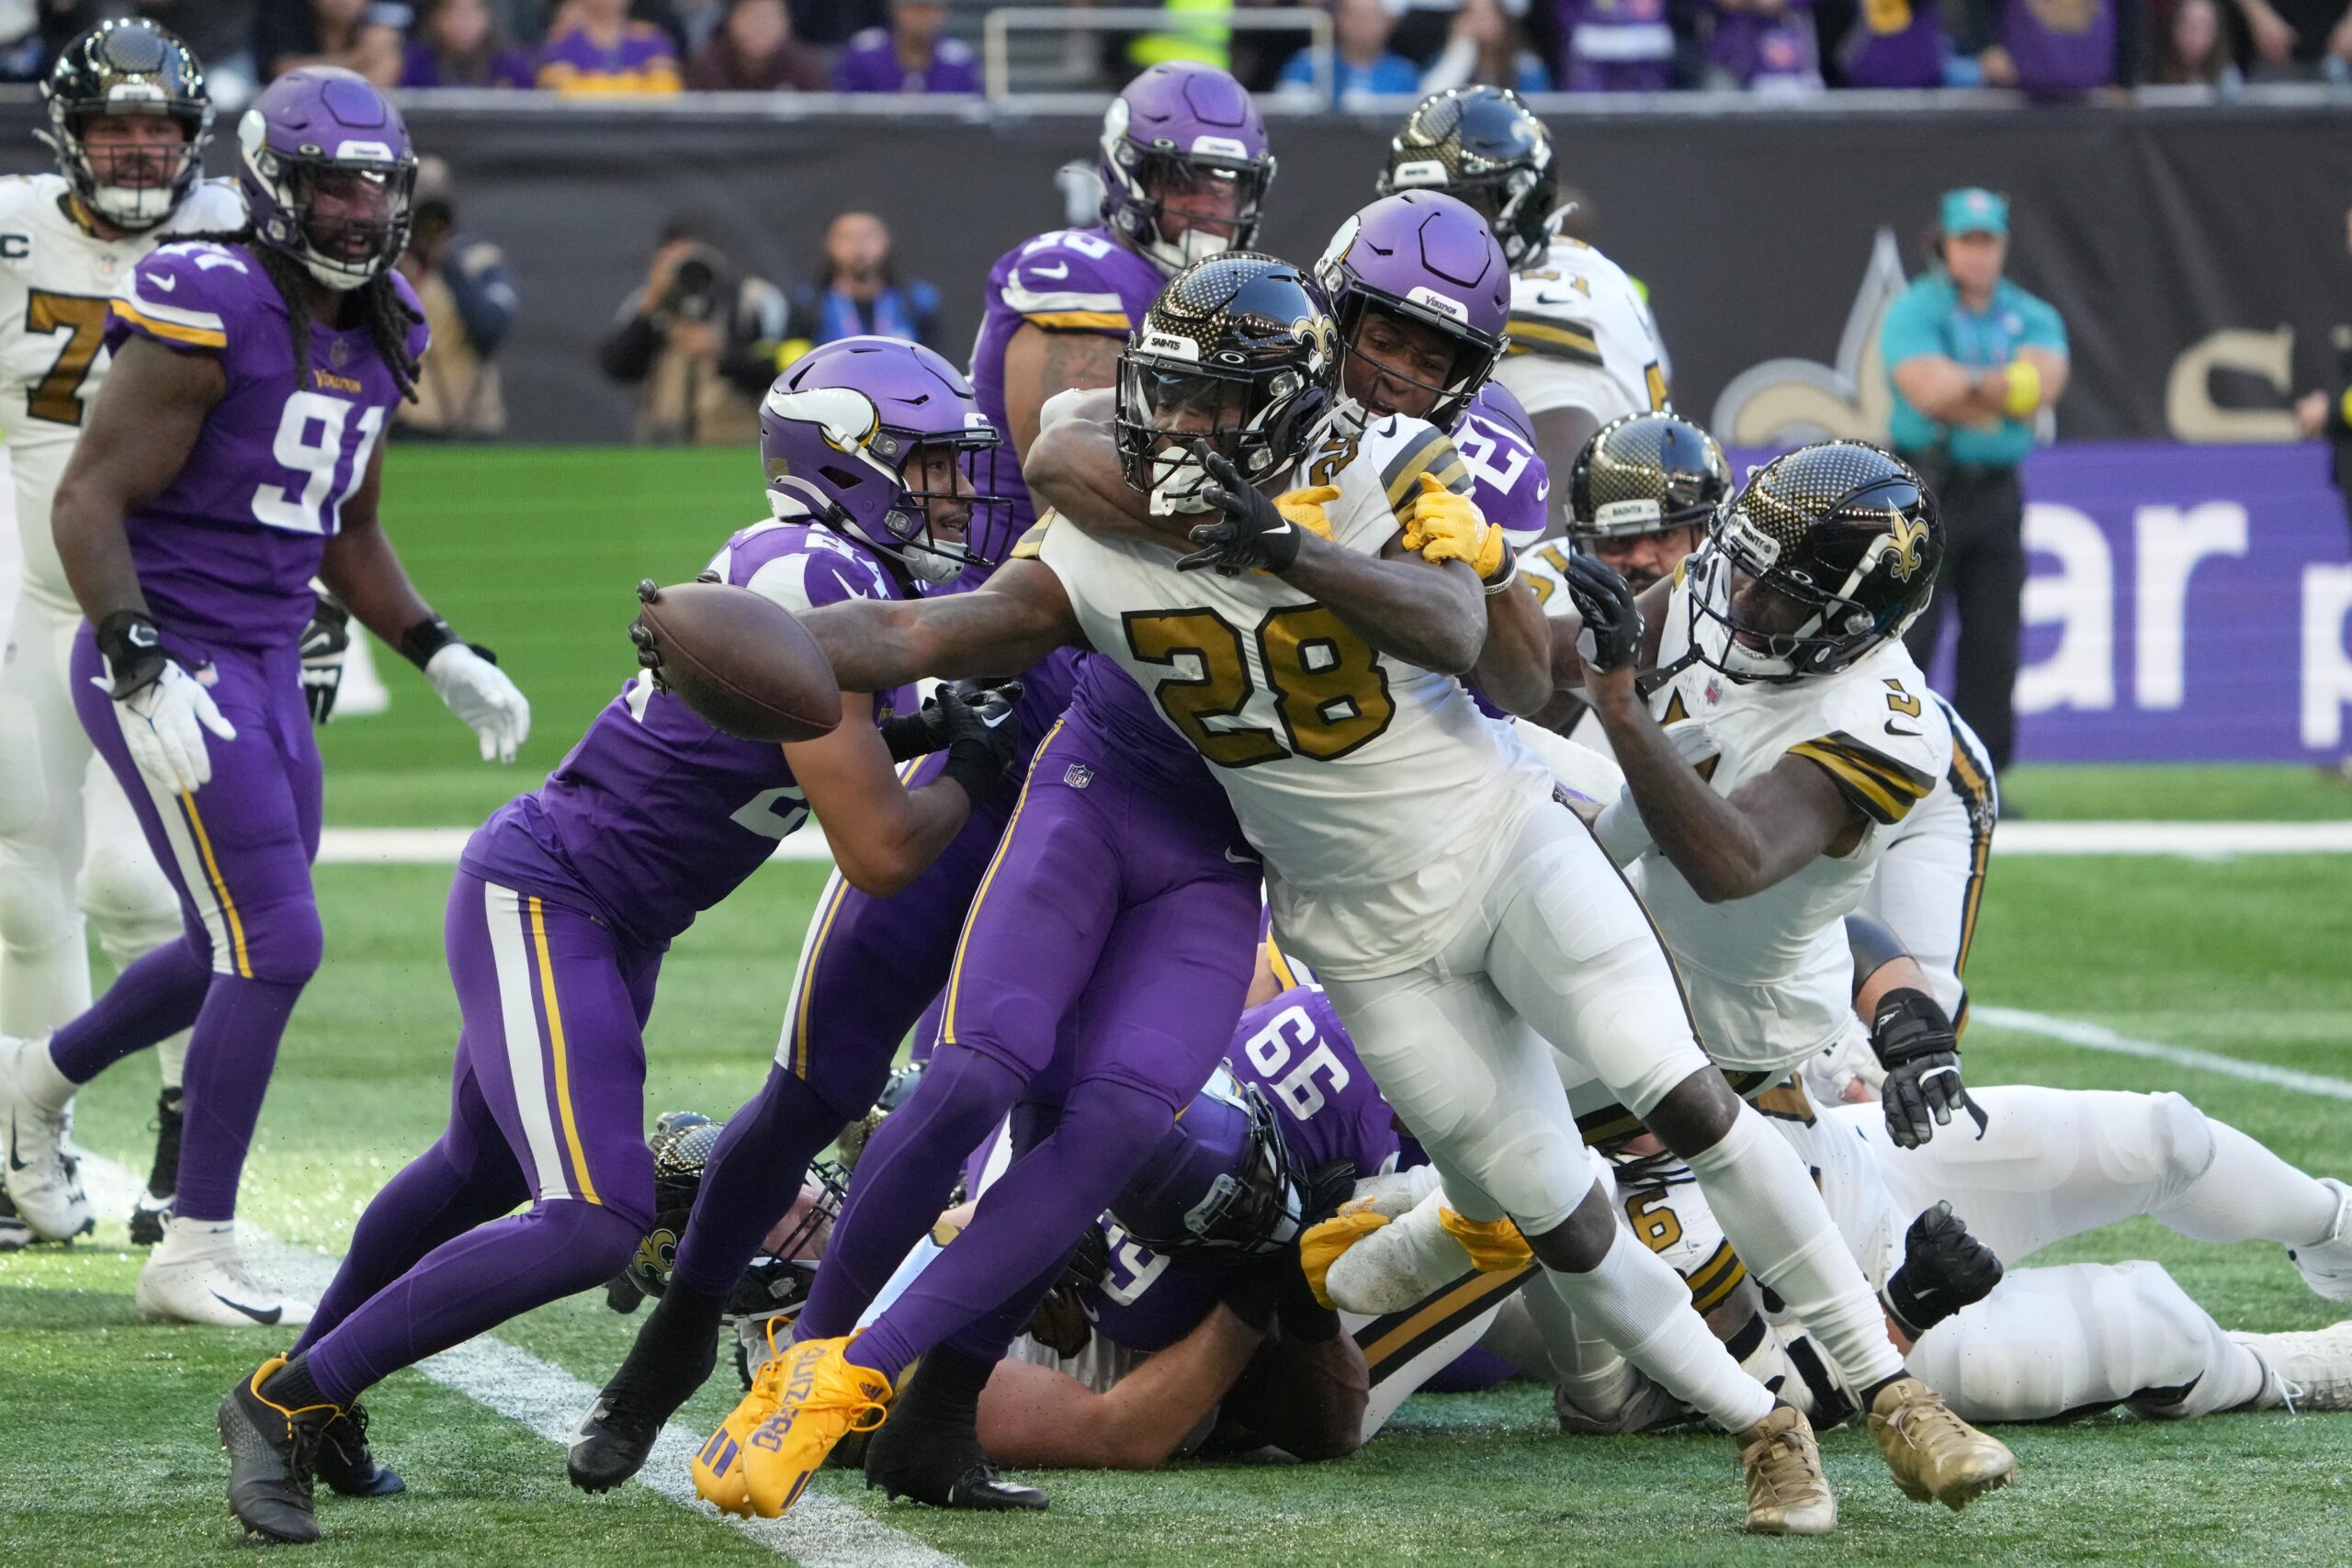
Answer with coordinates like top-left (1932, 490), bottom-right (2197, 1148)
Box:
top-left (209, 1291), bottom-right (284, 1325)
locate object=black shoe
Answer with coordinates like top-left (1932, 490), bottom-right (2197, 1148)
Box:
top-left (316, 1402), bottom-right (404, 1497)
top-left (863, 1415), bottom-right (1048, 1511)
top-left (130, 1089), bottom-right (182, 1247)
top-left (567, 1291), bottom-right (721, 1493)
top-left (218, 1357), bottom-right (334, 1545)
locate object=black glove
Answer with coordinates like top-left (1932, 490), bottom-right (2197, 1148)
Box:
top-left (628, 579), bottom-right (673, 693)
top-left (1872, 987), bottom-right (1986, 1148)
top-left (299, 594), bottom-right (352, 727)
top-left (603, 1272), bottom-right (646, 1314)
top-left (880, 677), bottom-right (1023, 764)
top-left (1298, 1157), bottom-right (1361, 1234)
top-left (93, 609), bottom-right (170, 699)
top-left (1882, 1201), bottom-right (2003, 1337)
top-left (1562, 553), bottom-right (1644, 673)
top-left (932, 680), bottom-right (1025, 805)
top-left (1179, 448), bottom-right (1301, 577)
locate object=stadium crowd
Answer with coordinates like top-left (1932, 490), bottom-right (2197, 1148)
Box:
top-left (0, 0), bottom-right (2340, 103)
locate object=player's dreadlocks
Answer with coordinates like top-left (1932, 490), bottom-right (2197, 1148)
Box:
top-left (179, 226), bottom-right (423, 403)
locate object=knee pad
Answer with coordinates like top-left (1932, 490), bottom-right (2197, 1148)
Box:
top-left (78, 835), bottom-right (184, 962)
top-left (235, 897), bottom-right (325, 987)
top-left (2143, 1091), bottom-right (2217, 1197)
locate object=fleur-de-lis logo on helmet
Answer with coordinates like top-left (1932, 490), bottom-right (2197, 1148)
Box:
top-left (1289, 311), bottom-right (1336, 375)
top-left (1882, 510), bottom-right (1928, 582)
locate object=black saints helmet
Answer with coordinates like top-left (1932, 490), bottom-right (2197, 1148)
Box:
top-left (1114, 252), bottom-right (1339, 500)
top-left (620, 1111), bottom-right (847, 1319)
top-left (41, 21), bottom-right (212, 232)
top-left (1376, 87), bottom-right (1556, 271)
top-left (1567, 412), bottom-right (1733, 548)
top-left (1686, 441), bottom-right (1941, 683)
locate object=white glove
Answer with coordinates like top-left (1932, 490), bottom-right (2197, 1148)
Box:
top-left (424, 643), bottom-right (530, 763)
top-left (95, 661), bottom-right (237, 795)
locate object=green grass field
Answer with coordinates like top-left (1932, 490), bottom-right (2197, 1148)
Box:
top-left (4, 447), bottom-right (2351, 1567)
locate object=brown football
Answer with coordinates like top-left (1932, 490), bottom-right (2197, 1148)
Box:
top-left (630, 580), bottom-right (842, 744)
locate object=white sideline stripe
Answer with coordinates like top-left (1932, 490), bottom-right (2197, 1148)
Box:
top-left (73, 1155), bottom-right (965, 1568)
top-left (312, 819), bottom-right (2352, 867)
top-left (1973, 1006), bottom-right (2352, 1102)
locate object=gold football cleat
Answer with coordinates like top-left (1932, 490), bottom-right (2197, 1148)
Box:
top-left (1868, 1375), bottom-right (2018, 1510)
top-left (1736, 1402), bottom-right (1837, 1536)
top-left (740, 1336), bottom-right (894, 1518)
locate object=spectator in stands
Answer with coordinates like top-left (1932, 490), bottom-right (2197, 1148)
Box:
top-left (789, 0), bottom-right (887, 55)
top-left (1965, 0), bottom-right (2133, 91)
top-left (2154, 0), bottom-right (2243, 82)
top-left (537, 0), bottom-right (683, 91)
top-left (1835, 0), bottom-right (1949, 86)
top-left (1276, 0), bottom-right (1424, 100)
top-left (396, 158), bottom-right (519, 438)
top-left (833, 0), bottom-right (981, 91)
top-left (1555, 0), bottom-right (1678, 89)
top-left (1419, 0), bottom-right (1555, 91)
top-left (686, 0), bottom-right (826, 87)
top-left (1882, 186), bottom-right (2068, 789)
top-left (1707, 0), bottom-right (1824, 87)
top-left (255, 0), bottom-right (408, 86)
top-left (402, 0), bottom-right (535, 85)
top-left (598, 214), bottom-right (788, 445)
top-left (785, 212), bottom-right (939, 354)
top-left (2227, 0), bottom-right (2352, 76)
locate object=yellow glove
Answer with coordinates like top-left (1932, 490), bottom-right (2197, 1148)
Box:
top-left (1300, 1209), bottom-right (1390, 1308)
top-left (1402, 472), bottom-right (1508, 584)
top-left (2002, 358), bottom-right (2043, 419)
top-left (1272, 484), bottom-right (1340, 542)
top-left (1439, 1206), bottom-right (1534, 1272)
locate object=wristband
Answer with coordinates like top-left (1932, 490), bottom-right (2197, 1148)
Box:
top-left (398, 615), bottom-right (458, 671)
top-left (1482, 548), bottom-right (1521, 596)
top-left (939, 739), bottom-right (1003, 806)
top-left (2002, 359), bottom-right (2042, 419)
top-left (879, 713), bottom-right (937, 763)
top-left (94, 609), bottom-right (168, 697)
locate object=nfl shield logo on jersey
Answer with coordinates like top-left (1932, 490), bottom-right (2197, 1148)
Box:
top-left (1064, 762), bottom-right (1093, 789)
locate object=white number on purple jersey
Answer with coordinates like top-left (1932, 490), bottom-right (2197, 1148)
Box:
top-left (729, 785), bottom-right (809, 841)
top-left (251, 391), bottom-right (383, 536)
top-left (1453, 418), bottom-right (1532, 499)
top-left (1241, 1003), bottom-right (1351, 1122)
top-left (1098, 1226), bottom-right (1170, 1305)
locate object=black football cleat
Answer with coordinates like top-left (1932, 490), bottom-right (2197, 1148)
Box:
top-left (568, 1290), bottom-right (721, 1493)
top-left (863, 1415), bottom-right (1047, 1512)
top-left (219, 1356), bottom-right (336, 1545)
top-left (129, 1087), bottom-right (183, 1247)
top-left (316, 1402), bottom-right (404, 1497)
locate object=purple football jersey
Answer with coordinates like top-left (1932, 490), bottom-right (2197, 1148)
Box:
top-left (1084, 987), bottom-right (1399, 1352)
top-left (1837, 0), bottom-right (1943, 85)
top-left (461, 522), bottom-right (917, 949)
top-left (2000, 0), bottom-right (2115, 90)
top-left (1453, 382), bottom-right (1550, 550)
top-left (831, 28), bottom-right (982, 92)
top-left (106, 241), bottom-right (427, 651)
top-left (971, 226), bottom-right (1167, 537)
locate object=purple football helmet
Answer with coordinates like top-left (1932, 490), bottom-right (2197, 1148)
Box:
top-left (761, 336), bottom-right (1011, 587)
top-left (1098, 62), bottom-right (1275, 276)
top-left (1317, 191), bottom-right (1510, 432)
top-left (237, 66), bottom-right (417, 290)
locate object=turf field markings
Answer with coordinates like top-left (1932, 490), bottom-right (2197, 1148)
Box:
top-left (313, 820), bottom-right (2352, 867)
top-left (72, 1153), bottom-right (968, 1568)
top-left (1975, 1006), bottom-right (2352, 1102)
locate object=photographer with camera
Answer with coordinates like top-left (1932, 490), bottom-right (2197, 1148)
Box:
top-left (597, 214), bottom-right (790, 446)
top-left (396, 157), bottom-right (519, 440)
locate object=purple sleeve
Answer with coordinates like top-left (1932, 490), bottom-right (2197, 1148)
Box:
top-left (1455, 385), bottom-right (1552, 549)
top-left (107, 244), bottom-right (235, 357)
top-left (389, 267), bottom-right (432, 366)
top-left (832, 34), bottom-right (893, 91)
top-left (927, 40), bottom-right (982, 92)
top-left (723, 525), bottom-right (896, 612)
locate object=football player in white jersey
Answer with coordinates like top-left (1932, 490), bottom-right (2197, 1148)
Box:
top-left (0, 21), bottom-right (244, 1242)
top-left (742, 254), bottom-right (2018, 1534)
top-left (1378, 87), bottom-right (1669, 533)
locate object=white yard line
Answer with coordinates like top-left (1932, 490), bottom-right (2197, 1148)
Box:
top-left (74, 1155), bottom-right (966, 1568)
top-left (1972, 1007), bottom-right (2352, 1102)
top-left (315, 820), bottom-right (2352, 868)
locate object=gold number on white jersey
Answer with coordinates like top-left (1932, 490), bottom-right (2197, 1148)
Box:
top-left (1122, 604), bottom-right (1397, 769)
top-left (26, 289), bottom-right (109, 426)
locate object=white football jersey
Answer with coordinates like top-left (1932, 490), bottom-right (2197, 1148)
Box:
top-left (1037, 413), bottom-right (1555, 981)
top-left (1493, 236), bottom-right (1669, 428)
top-left (0, 173), bottom-right (245, 610)
top-left (1619, 569), bottom-right (1951, 1075)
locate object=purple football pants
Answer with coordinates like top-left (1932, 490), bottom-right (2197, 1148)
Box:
top-left (799, 717), bottom-right (1262, 1382)
top-left (291, 868), bottom-right (658, 1403)
top-left (49, 632), bottom-right (322, 1223)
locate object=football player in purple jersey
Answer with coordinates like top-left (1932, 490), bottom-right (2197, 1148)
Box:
top-left (563, 59), bottom-right (1281, 1504)
top-left (209, 338), bottom-right (1025, 1547)
top-left (0, 69), bottom-right (530, 1325)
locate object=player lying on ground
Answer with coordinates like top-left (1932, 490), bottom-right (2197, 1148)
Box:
top-left (0, 67), bottom-right (529, 1327)
top-left (565, 65), bottom-right (1278, 1499)
top-left (702, 249), bottom-right (2016, 1536)
top-left (210, 338), bottom-right (1024, 1547)
top-left (0, 21), bottom-right (251, 1250)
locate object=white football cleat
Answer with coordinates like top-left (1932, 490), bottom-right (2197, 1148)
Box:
top-left (0, 1033), bottom-right (93, 1242)
top-left (136, 1219), bottom-right (313, 1327)
top-left (1323, 1196), bottom-right (1474, 1314)
top-left (2289, 1179), bottom-right (2352, 1301)
top-left (2234, 1321), bottom-right (2352, 1412)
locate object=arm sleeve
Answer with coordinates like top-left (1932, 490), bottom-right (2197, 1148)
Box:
top-left (1785, 730), bottom-right (1941, 827)
top-left (1877, 285), bottom-right (1945, 368)
top-left (995, 239), bottom-right (1141, 336)
top-left (2016, 292), bottom-right (2068, 355)
top-left (107, 246), bottom-right (232, 355)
